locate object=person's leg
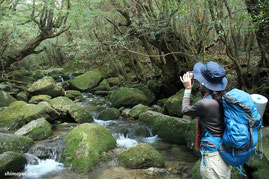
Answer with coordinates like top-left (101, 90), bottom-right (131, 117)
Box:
top-left (200, 152), bottom-right (232, 179)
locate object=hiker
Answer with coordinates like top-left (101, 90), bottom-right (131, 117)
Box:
top-left (180, 61), bottom-right (232, 179)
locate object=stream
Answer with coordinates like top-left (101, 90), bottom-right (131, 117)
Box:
top-left (19, 93), bottom-right (198, 179)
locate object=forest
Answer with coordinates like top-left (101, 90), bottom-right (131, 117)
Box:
top-left (0, 0), bottom-right (269, 178)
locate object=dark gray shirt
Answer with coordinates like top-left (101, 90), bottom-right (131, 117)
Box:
top-left (182, 95), bottom-right (224, 137)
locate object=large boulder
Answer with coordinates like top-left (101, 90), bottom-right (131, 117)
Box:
top-left (0, 101), bottom-right (28, 130)
top-left (118, 143), bottom-right (164, 169)
top-left (49, 96), bottom-right (93, 123)
top-left (109, 87), bottom-right (149, 108)
top-left (0, 152), bottom-right (27, 177)
top-left (164, 89), bottom-right (201, 117)
top-left (92, 79), bottom-right (110, 92)
top-left (0, 90), bottom-right (16, 107)
top-left (98, 108), bottom-right (120, 120)
top-left (61, 123), bottom-right (116, 173)
top-left (0, 101), bottom-right (58, 130)
top-left (16, 91), bottom-right (29, 102)
top-left (132, 84), bottom-right (156, 104)
top-left (138, 110), bottom-right (190, 144)
top-left (24, 102), bottom-right (59, 123)
top-left (28, 76), bottom-right (64, 97)
top-left (15, 118), bottom-right (52, 141)
top-left (68, 70), bottom-right (102, 91)
top-left (129, 104), bottom-right (149, 119)
top-left (0, 133), bottom-right (34, 153)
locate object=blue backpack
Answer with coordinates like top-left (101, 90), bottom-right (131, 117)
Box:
top-left (219, 88), bottom-right (262, 167)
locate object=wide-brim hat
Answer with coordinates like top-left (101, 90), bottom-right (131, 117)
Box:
top-left (193, 61), bottom-right (228, 91)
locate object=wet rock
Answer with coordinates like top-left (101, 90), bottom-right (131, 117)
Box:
top-left (0, 133), bottom-right (34, 153)
top-left (109, 87), bottom-right (149, 108)
top-left (0, 90), bottom-right (17, 107)
top-left (118, 143), bottom-right (164, 169)
top-left (129, 104), bottom-right (149, 119)
top-left (16, 91), bottom-right (29, 102)
top-left (68, 70), bottom-right (102, 91)
top-left (29, 94), bottom-right (52, 104)
top-left (0, 151), bottom-right (27, 177)
top-left (68, 106), bottom-right (93, 123)
top-left (145, 167), bottom-right (168, 176)
top-left (15, 118), bottom-right (52, 141)
top-left (28, 135), bottom-right (65, 161)
top-left (61, 123), bottom-right (116, 173)
top-left (28, 76), bottom-right (64, 97)
top-left (138, 110), bottom-right (190, 144)
top-left (98, 108), bottom-right (120, 120)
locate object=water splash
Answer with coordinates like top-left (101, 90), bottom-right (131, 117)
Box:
top-left (22, 154), bottom-right (64, 178)
top-left (93, 117), bottom-right (118, 127)
top-left (142, 135), bottom-right (160, 144)
top-left (114, 133), bottom-right (138, 148)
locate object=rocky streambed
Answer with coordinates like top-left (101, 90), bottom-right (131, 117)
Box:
top-left (0, 69), bottom-right (269, 179)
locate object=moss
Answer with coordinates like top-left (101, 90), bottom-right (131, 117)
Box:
top-left (139, 111), bottom-right (190, 144)
top-left (68, 70), bottom-right (102, 91)
top-left (65, 90), bottom-right (83, 100)
top-left (68, 106), bottom-right (93, 123)
top-left (16, 91), bottom-right (29, 102)
top-left (15, 118), bottom-right (52, 141)
top-left (98, 108), bottom-right (120, 120)
top-left (118, 143), bottom-right (164, 169)
top-left (0, 133), bottom-right (34, 153)
top-left (61, 123), bottom-right (116, 173)
top-left (0, 101), bottom-right (28, 130)
top-left (0, 90), bottom-right (17, 107)
top-left (129, 104), bottom-right (149, 118)
top-left (0, 152), bottom-right (27, 177)
top-left (29, 94), bottom-right (52, 104)
top-left (109, 87), bottom-right (149, 108)
top-left (49, 96), bottom-right (75, 115)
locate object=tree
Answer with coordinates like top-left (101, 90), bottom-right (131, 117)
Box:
top-left (0, 0), bottom-right (70, 71)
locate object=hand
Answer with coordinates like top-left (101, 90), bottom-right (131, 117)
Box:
top-left (180, 72), bottom-right (193, 89)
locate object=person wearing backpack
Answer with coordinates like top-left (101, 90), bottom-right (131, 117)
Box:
top-left (180, 61), bottom-right (232, 179)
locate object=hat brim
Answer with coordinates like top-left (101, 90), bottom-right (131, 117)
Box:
top-left (193, 62), bottom-right (227, 91)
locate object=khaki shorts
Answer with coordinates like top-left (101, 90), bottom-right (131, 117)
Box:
top-left (200, 151), bottom-right (232, 179)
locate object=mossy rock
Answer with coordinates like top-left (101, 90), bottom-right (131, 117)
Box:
top-left (68, 70), bottom-right (102, 91)
top-left (129, 104), bottom-right (149, 119)
top-left (29, 94), bottom-right (52, 104)
top-left (92, 79), bottom-right (110, 92)
top-left (0, 152), bottom-right (27, 177)
top-left (138, 110), bottom-right (190, 144)
top-left (0, 90), bottom-right (17, 107)
top-left (98, 108), bottom-right (120, 120)
top-left (68, 106), bottom-right (94, 123)
top-left (107, 77), bottom-right (122, 86)
top-left (64, 90), bottom-right (83, 100)
top-left (118, 143), bottom-right (164, 169)
top-left (164, 89), bottom-right (202, 117)
top-left (24, 101), bottom-right (59, 123)
top-left (61, 123), bottom-right (116, 173)
top-left (28, 76), bottom-right (64, 97)
top-left (15, 118), bottom-right (52, 141)
top-left (16, 91), bottom-right (29, 102)
top-left (0, 133), bottom-right (34, 153)
top-left (0, 101), bottom-right (28, 130)
top-left (49, 96), bottom-right (75, 116)
top-left (132, 84), bottom-right (156, 104)
top-left (109, 87), bottom-right (149, 108)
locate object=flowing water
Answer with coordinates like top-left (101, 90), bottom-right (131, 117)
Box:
top-left (20, 93), bottom-right (198, 179)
